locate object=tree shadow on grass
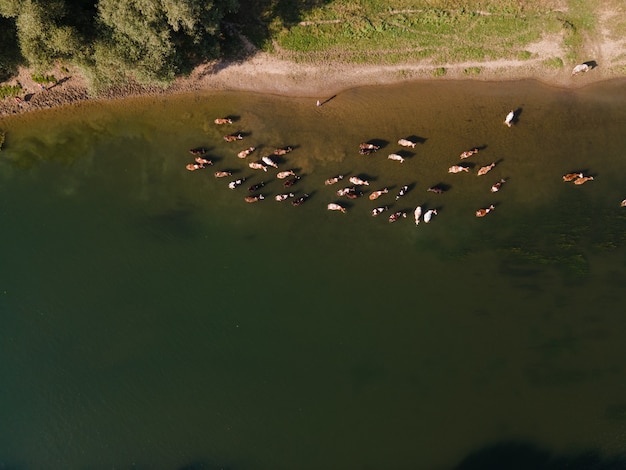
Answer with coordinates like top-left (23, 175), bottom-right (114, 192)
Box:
top-left (0, 17), bottom-right (25, 83)
top-left (221, 0), bottom-right (334, 59)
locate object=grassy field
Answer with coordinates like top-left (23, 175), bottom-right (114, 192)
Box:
top-left (234, 0), bottom-right (623, 68)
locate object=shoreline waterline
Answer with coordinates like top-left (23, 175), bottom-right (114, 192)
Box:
top-left (2, 52), bottom-right (626, 118)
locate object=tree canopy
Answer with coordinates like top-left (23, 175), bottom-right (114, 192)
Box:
top-left (0, 0), bottom-right (239, 90)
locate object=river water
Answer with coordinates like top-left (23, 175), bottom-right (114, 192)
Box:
top-left (1, 79), bottom-right (626, 469)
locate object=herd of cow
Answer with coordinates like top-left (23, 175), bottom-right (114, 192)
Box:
top-left (184, 112), bottom-right (607, 224)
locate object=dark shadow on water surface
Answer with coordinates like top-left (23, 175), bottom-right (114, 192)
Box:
top-left (139, 206), bottom-right (202, 241)
top-left (427, 182), bottom-right (451, 193)
top-left (365, 138), bottom-right (389, 149)
top-left (455, 441), bottom-right (626, 470)
top-left (406, 134), bottom-right (428, 144)
top-left (396, 149), bottom-right (415, 159)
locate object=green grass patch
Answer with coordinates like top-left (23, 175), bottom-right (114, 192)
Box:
top-left (542, 57), bottom-right (564, 68)
top-left (31, 73), bottom-right (58, 85)
top-left (517, 50), bottom-right (533, 60)
top-left (566, 0), bottom-right (598, 32)
top-left (433, 67), bottom-right (446, 76)
top-left (0, 84), bottom-right (22, 99)
top-left (269, 1), bottom-right (565, 66)
top-left (560, 0), bottom-right (599, 60)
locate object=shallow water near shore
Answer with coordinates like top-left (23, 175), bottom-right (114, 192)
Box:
top-left (2, 79), bottom-right (626, 469)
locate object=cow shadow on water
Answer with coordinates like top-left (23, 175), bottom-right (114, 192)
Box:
top-left (511, 107), bottom-right (523, 125)
top-left (395, 149), bottom-right (415, 160)
top-left (365, 138), bottom-right (389, 149)
top-left (405, 134), bottom-right (428, 144)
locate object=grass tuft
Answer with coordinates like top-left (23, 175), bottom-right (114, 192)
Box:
top-left (542, 57), bottom-right (564, 68)
top-left (0, 84), bottom-right (23, 99)
top-left (31, 74), bottom-right (58, 85)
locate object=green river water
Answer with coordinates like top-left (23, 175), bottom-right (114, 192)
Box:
top-left (1, 79), bottom-right (626, 469)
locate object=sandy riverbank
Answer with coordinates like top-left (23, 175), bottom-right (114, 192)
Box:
top-left (1, 44), bottom-right (624, 118)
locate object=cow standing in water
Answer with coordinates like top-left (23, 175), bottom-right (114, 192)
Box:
top-left (274, 146), bottom-right (293, 156)
top-left (292, 194), bottom-right (309, 206)
top-left (262, 155), bottom-right (279, 168)
top-left (504, 110), bottom-right (515, 127)
top-left (194, 157), bottom-right (212, 165)
top-left (349, 176), bottom-right (369, 186)
top-left (449, 165), bottom-right (469, 173)
top-left (249, 161), bottom-right (268, 172)
top-left (186, 163), bottom-right (205, 171)
top-left (189, 147), bottom-right (208, 156)
top-left (275, 193), bottom-right (295, 202)
top-left (396, 185), bottom-right (409, 200)
top-left (423, 209), bottom-right (437, 223)
top-left (398, 138), bottom-right (416, 148)
top-left (248, 182), bottom-right (265, 192)
top-left (388, 211), bottom-right (406, 223)
top-left (477, 163), bottom-right (496, 176)
top-left (490, 179), bottom-right (506, 192)
top-left (574, 175), bottom-right (594, 185)
top-left (244, 194), bottom-right (264, 203)
top-left (372, 206), bottom-right (388, 216)
top-left (359, 143), bottom-right (380, 155)
top-left (414, 206), bottom-right (422, 225)
top-left (563, 172), bottom-right (583, 182)
top-left (460, 148), bottom-right (479, 159)
top-left (427, 185), bottom-right (445, 194)
top-left (369, 188), bottom-right (389, 200)
top-left (325, 174), bottom-right (344, 185)
top-left (238, 147), bottom-right (256, 159)
top-left (277, 170), bottom-right (296, 179)
top-left (228, 178), bottom-right (245, 189)
top-left (284, 176), bottom-right (301, 188)
top-left (476, 205), bottom-right (495, 217)
top-left (327, 203), bottom-right (347, 213)
top-left (224, 133), bottom-right (243, 143)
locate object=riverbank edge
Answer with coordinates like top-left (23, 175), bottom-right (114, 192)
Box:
top-left (1, 52), bottom-right (624, 119)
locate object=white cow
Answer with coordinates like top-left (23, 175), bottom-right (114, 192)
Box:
top-left (504, 110), bottom-right (515, 127)
top-left (398, 138), bottom-right (416, 148)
